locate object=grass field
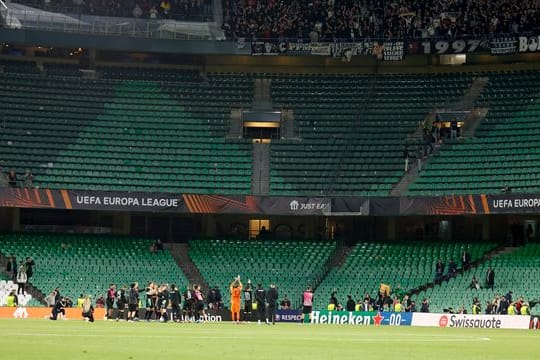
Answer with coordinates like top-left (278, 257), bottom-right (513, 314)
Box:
top-left (0, 319), bottom-right (539, 359)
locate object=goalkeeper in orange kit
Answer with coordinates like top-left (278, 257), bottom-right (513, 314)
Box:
top-left (230, 276), bottom-right (243, 323)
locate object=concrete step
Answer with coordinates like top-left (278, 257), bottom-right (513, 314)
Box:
top-left (164, 243), bottom-right (209, 294)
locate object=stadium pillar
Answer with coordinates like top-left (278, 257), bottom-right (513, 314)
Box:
top-left (11, 208), bottom-right (20, 231)
top-left (112, 212), bottom-right (130, 235)
top-left (482, 217), bottom-right (490, 241)
top-left (0, 208), bottom-right (15, 231)
top-left (202, 215), bottom-right (216, 238)
top-left (87, 48), bottom-right (96, 69)
top-left (387, 217), bottom-right (396, 241)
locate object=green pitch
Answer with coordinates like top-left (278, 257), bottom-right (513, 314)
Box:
top-left (0, 319), bottom-right (539, 359)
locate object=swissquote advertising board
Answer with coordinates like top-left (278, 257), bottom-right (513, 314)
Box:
top-left (412, 313), bottom-right (531, 329)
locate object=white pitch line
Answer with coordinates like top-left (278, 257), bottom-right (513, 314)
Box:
top-left (5, 332), bottom-right (491, 342)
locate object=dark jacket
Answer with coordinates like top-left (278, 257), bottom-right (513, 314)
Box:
top-left (255, 288), bottom-right (266, 304)
top-left (267, 287), bottom-right (278, 307)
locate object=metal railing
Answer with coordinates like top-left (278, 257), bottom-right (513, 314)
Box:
top-left (9, 0), bottom-right (213, 22)
top-left (0, 0), bottom-right (8, 27)
top-left (2, 7), bottom-right (219, 40)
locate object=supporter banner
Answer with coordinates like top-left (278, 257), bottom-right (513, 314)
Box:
top-left (275, 309), bottom-right (302, 322)
top-left (0, 306), bottom-right (105, 320)
top-left (517, 35), bottom-right (540, 53)
top-left (490, 35), bottom-right (518, 55)
top-left (373, 41), bottom-right (404, 61)
top-left (288, 42), bottom-right (331, 56)
top-left (409, 38), bottom-right (489, 55)
top-left (310, 310), bottom-right (412, 326)
top-left (251, 41), bottom-right (286, 56)
top-left (252, 33), bottom-right (540, 57)
top-left (411, 313), bottom-right (531, 329)
top-left (251, 40), bottom-right (402, 59)
top-left (330, 41), bottom-right (375, 58)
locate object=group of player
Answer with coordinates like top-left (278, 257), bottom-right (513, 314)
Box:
top-left (103, 282), bottom-right (206, 323)
top-left (97, 276), bottom-right (286, 324)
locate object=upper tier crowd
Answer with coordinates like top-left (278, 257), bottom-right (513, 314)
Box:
top-left (9, 0), bottom-right (540, 40)
top-left (223, 0), bottom-right (540, 40)
top-left (13, 0), bottom-right (212, 20)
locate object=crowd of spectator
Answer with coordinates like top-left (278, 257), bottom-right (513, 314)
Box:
top-left (10, 0), bottom-right (540, 40)
top-left (13, 0), bottom-right (212, 20)
top-left (0, 167), bottom-right (34, 188)
top-left (222, 0), bottom-right (540, 41)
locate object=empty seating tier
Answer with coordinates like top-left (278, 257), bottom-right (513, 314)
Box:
top-left (0, 233), bottom-right (188, 302)
top-left (269, 73), bottom-right (472, 196)
top-left (0, 64), bottom-right (252, 194)
top-left (189, 239), bottom-right (336, 307)
top-left (314, 241), bottom-right (495, 309)
top-left (421, 243), bottom-right (540, 314)
top-left (409, 70), bottom-right (540, 195)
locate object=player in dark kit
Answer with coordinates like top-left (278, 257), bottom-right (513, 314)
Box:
top-left (266, 284), bottom-right (278, 325)
top-left (243, 281), bottom-right (253, 322)
top-left (169, 284), bottom-right (181, 322)
top-left (193, 284), bottom-right (205, 323)
top-left (115, 285), bottom-right (128, 321)
top-left (127, 282), bottom-right (139, 322)
top-left (144, 282), bottom-right (158, 321)
top-left (105, 284), bottom-right (116, 320)
top-left (157, 284), bottom-right (170, 322)
top-left (255, 283), bottom-right (267, 325)
top-left (183, 284), bottom-right (194, 322)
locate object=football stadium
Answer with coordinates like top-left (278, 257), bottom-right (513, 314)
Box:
top-left (0, 0), bottom-right (540, 358)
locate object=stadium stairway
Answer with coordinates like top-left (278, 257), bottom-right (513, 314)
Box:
top-left (164, 243), bottom-right (209, 295)
top-left (311, 243), bottom-right (353, 294)
top-left (409, 245), bottom-right (505, 296)
top-left (0, 260), bottom-right (46, 306)
top-left (390, 76), bottom-right (488, 196)
top-left (408, 70), bottom-right (540, 195)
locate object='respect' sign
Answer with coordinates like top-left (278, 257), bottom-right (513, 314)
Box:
top-left (275, 309), bottom-right (302, 323)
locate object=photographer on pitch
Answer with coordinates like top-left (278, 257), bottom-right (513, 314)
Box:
top-left (50, 297), bottom-right (68, 320)
top-left (82, 295), bottom-right (95, 323)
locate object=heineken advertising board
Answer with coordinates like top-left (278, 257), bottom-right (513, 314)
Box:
top-left (310, 311), bottom-right (412, 326)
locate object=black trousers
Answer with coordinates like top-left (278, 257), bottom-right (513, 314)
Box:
top-left (171, 303), bottom-right (181, 321)
top-left (50, 308), bottom-right (65, 320)
top-left (83, 311), bottom-right (94, 322)
top-left (267, 305), bottom-right (276, 324)
top-left (257, 302), bottom-right (266, 321)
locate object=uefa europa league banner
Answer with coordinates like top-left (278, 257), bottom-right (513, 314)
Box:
top-left (1, 188), bottom-right (540, 215)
